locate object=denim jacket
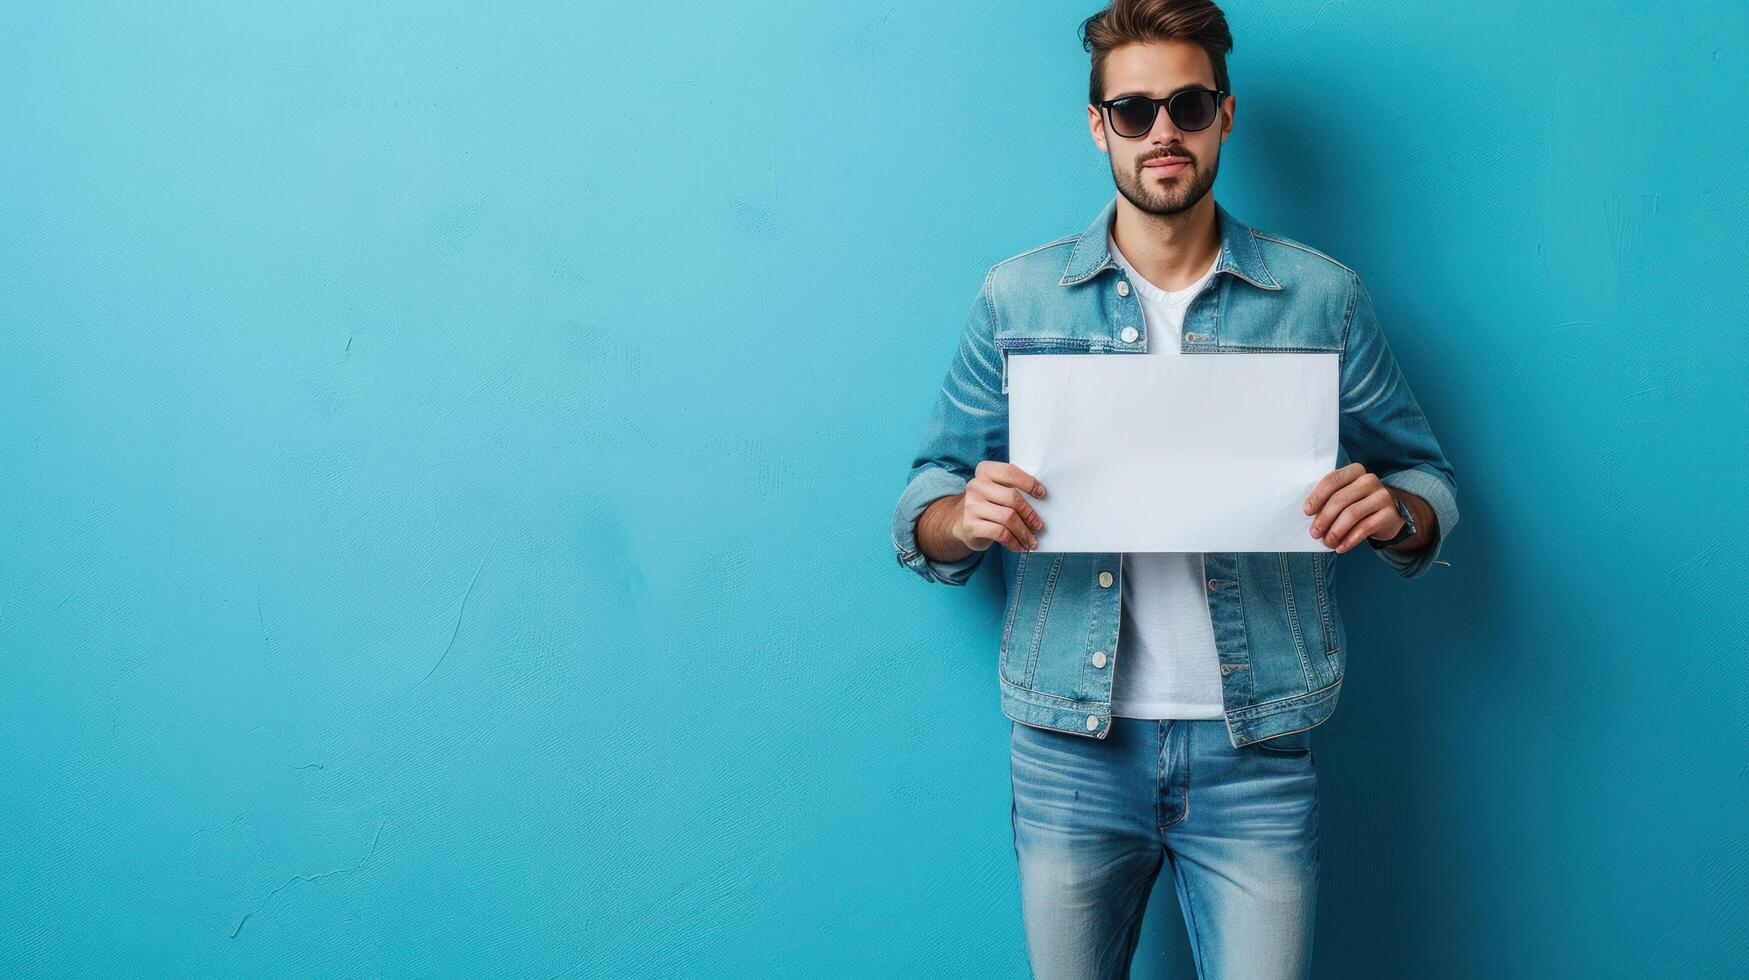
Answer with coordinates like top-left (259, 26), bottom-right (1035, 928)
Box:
top-left (891, 195), bottom-right (1459, 748)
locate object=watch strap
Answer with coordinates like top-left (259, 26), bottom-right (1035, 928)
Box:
top-left (1367, 494), bottom-right (1416, 549)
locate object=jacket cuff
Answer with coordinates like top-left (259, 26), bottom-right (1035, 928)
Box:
top-left (1371, 464), bottom-right (1459, 580)
top-left (891, 465), bottom-right (984, 586)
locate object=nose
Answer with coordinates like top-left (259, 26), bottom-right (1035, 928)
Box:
top-left (1148, 107), bottom-right (1184, 146)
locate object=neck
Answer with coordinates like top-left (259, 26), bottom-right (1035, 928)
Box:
top-left (1110, 193), bottom-right (1221, 292)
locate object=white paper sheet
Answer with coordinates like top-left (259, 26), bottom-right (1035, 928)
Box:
top-left (1007, 352), bottom-right (1339, 552)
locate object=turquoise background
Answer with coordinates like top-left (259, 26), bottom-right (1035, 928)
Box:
top-left (4, 1), bottom-right (1746, 976)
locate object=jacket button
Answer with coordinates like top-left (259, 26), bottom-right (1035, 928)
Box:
top-left (1120, 326), bottom-right (1139, 343)
top-left (1092, 651), bottom-right (1108, 668)
top-left (1098, 571), bottom-right (1113, 587)
top-left (1207, 578), bottom-right (1219, 591)
top-left (1184, 331), bottom-right (1196, 342)
top-left (1116, 280), bottom-right (1130, 297)
top-left (1086, 714), bottom-right (1100, 731)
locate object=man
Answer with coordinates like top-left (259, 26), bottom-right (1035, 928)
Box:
top-left (889, 1), bottom-right (1460, 977)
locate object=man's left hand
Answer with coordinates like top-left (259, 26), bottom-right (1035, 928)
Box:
top-left (1303, 462), bottom-right (1404, 554)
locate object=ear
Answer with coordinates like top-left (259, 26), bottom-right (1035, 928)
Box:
top-left (1087, 104), bottom-right (1109, 154)
top-left (1220, 93), bottom-right (1235, 143)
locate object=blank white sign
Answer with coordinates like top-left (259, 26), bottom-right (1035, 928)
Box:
top-left (1007, 352), bottom-right (1339, 553)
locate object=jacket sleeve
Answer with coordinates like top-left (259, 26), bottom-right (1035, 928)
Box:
top-left (891, 269), bottom-right (1008, 586)
top-left (1338, 271), bottom-right (1460, 579)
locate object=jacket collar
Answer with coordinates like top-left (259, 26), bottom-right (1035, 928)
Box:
top-left (1057, 195), bottom-right (1282, 291)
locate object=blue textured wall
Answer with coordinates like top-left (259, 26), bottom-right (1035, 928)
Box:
top-left (3, 1), bottom-right (1745, 976)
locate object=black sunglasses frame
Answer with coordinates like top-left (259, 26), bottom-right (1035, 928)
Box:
top-left (1096, 89), bottom-right (1229, 138)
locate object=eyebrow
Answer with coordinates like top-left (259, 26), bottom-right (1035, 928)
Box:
top-left (1108, 82), bottom-right (1215, 99)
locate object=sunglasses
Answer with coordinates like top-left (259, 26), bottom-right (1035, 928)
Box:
top-left (1096, 88), bottom-right (1228, 139)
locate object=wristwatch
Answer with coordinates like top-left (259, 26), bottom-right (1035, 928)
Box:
top-left (1367, 493), bottom-right (1417, 550)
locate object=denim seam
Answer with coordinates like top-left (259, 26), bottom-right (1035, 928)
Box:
top-left (1021, 556), bottom-right (1063, 689)
top-left (1156, 723), bottom-right (1189, 833)
top-left (1251, 231), bottom-right (1360, 278)
top-left (1001, 667), bottom-right (1343, 714)
top-left (999, 551), bottom-right (1027, 683)
top-left (994, 338), bottom-right (1101, 351)
top-left (1248, 718), bottom-right (1324, 752)
top-left (1314, 552), bottom-right (1339, 656)
top-left (998, 668), bottom-right (1345, 735)
top-left (1174, 722), bottom-right (1190, 829)
top-left (1229, 704), bottom-right (1341, 750)
top-left (1227, 672), bottom-right (1343, 721)
top-left (1206, 344), bottom-right (1341, 354)
top-left (1156, 722), bottom-right (1167, 841)
top-left (1228, 552), bottom-right (1254, 704)
top-left (1338, 269), bottom-right (1361, 358)
top-left (999, 678), bottom-right (1103, 707)
top-left (980, 267), bottom-right (1000, 338)
top-left (991, 234), bottom-right (1078, 270)
top-left (1277, 553), bottom-right (1317, 688)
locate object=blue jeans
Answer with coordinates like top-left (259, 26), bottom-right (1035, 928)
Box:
top-left (1009, 717), bottom-right (1320, 979)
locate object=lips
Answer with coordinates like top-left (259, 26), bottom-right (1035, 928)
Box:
top-left (1144, 157), bottom-right (1191, 176)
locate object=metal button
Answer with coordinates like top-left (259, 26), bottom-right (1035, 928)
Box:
top-left (1086, 714), bottom-right (1100, 731)
top-left (1184, 331), bottom-right (1196, 342)
top-left (1098, 571), bottom-right (1113, 588)
top-left (1208, 578), bottom-right (1219, 591)
top-left (1092, 650), bottom-right (1108, 668)
top-left (1120, 326), bottom-right (1139, 343)
top-left (1116, 280), bottom-right (1130, 297)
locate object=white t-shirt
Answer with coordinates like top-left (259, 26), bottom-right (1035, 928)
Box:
top-left (1105, 231), bottom-right (1226, 720)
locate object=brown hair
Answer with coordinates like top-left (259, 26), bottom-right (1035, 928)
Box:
top-left (1080, 0), bottom-right (1234, 105)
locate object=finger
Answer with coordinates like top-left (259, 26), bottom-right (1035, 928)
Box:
top-left (1003, 485), bottom-right (1044, 533)
top-left (967, 500), bottom-right (1038, 550)
top-left (1319, 485), bottom-right (1387, 540)
top-left (969, 517), bottom-right (1023, 553)
top-left (1337, 508), bottom-right (1395, 553)
top-left (1321, 488), bottom-right (1391, 546)
top-left (1311, 474), bottom-right (1383, 537)
top-left (995, 513), bottom-right (1035, 552)
top-left (1316, 504), bottom-right (1370, 552)
top-left (961, 500), bottom-right (1002, 545)
top-left (967, 474), bottom-right (1045, 533)
top-left (1001, 508), bottom-right (1038, 551)
top-left (1323, 497), bottom-right (1379, 548)
top-left (1303, 462), bottom-right (1363, 515)
top-left (980, 460), bottom-right (1048, 499)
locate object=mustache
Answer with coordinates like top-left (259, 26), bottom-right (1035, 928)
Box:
top-left (1140, 147), bottom-right (1194, 165)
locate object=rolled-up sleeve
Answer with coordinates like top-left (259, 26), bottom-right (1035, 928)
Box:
top-left (1338, 272), bottom-right (1460, 580)
top-left (892, 270), bottom-right (1008, 587)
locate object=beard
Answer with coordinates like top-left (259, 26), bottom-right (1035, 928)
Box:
top-left (1113, 146), bottom-right (1220, 217)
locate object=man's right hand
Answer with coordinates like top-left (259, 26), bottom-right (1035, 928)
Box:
top-left (952, 460), bottom-right (1048, 553)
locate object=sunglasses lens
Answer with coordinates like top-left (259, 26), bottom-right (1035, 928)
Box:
top-left (1168, 90), bottom-right (1220, 131)
top-left (1109, 97), bottom-right (1157, 137)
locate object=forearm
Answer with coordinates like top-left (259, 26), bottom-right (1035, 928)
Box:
top-left (917, 493), bottom-right (973, 563)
